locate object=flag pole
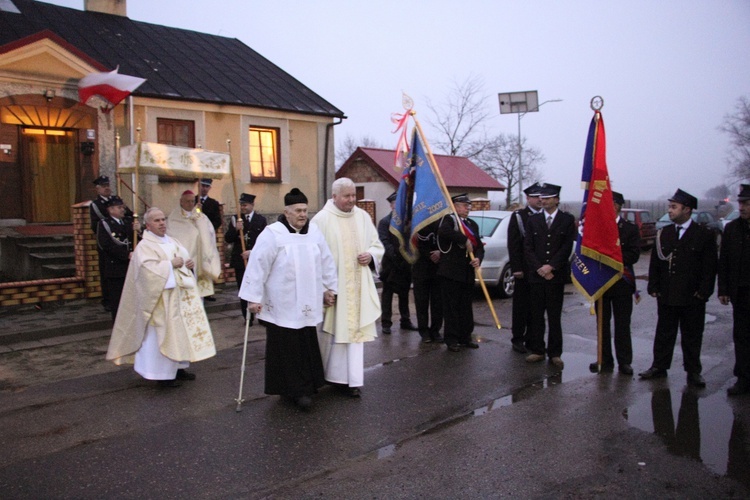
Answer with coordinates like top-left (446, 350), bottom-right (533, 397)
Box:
top-left (226, 139), bottom-right (247, 260)
top-left (596, 297), bottom-right (603, 371)
top-left (133, 126), bottom-right (141, 246)
top-left (411, 114), bottom-right (501, 329)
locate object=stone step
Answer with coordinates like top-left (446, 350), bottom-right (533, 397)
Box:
top-left (41, 263), bottom-right (77, 278)
top-left (17, 240), bottom-right (75, 253)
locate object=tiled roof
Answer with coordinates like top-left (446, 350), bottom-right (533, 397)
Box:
top-left (0, 0), bottom-right (344, 118)
top-left (338, 147), bottom-right (506, 191)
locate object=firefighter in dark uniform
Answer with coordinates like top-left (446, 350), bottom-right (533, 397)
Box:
top-left (639, 189), bottom-right (718, 388)
top-left (96, 196), bottom-right (139, 321)
top-left (196, 178), bottom-right (222, 230)
top-left (89, 175), bottom-right (133, 312)
top-left (523, 183), bottom-right (576, 369)
top-left (588, 191), bottom-right (640, 375)
top-left (506, 182), bottom-right (543, 353)
top-left (719, 184), bottom-right (750, 395)
top-left (225, 193), bottom-right (267, 322)
top-left (377, 192), bottom-right (416, 334)
top-left (437, 194), bottom-right (484, 352)
top-left (413, 220), bottom-right (443, 343)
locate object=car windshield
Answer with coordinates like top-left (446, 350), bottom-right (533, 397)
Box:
top-left (725, 210), bottom-right (739, 221)
top-left (640, 212), bottom-right (653, 223)
top-left (471, 216), bottom-right (502, 237)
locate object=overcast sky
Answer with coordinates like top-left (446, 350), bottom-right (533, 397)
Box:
top-left (44, 0), bottom-right (750, 201)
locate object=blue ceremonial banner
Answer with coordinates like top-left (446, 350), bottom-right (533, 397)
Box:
top-left (571, 111), bottom-right (623, 302)
top-left (390, 127), bottom-right (452, 263)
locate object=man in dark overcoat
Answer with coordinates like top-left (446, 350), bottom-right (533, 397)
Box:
top-left (523, 183), bottom-right (576, 369)
top-left (413, 220), bottom-right (443, 343)
top-left (719, 184), bottom-right (750, 395)
top-left (196, 178), bottom-right (222, 230)
top-left (639, 188), bottom-right (718, 388)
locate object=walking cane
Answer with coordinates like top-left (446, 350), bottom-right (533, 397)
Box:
top-left (235, 312), bottom-right (252, 412)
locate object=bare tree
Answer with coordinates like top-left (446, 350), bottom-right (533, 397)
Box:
top-left (335, 134), bottom-right (383, 169)
top-left (426, 75), bottom-right (490, 158)
top-left (720, 95), bottom-right (750, 182)
top-left (704, 184), bottom-right (730, 200)
top-left (474, 133), bottom-right (545, 208)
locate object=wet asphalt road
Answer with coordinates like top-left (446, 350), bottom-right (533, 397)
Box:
top-left (0, 250), bottom-right (749, 499)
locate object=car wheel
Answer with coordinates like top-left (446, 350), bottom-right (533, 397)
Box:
top-left (500, 264), bottom-right (515, 298)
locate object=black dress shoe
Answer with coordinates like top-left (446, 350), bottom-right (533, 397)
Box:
top-left (619, 364), bottom-right (634, 375)
top-left (589, 362), bottom-right (614, 373)
top-left (205, 296), bottom-right (216, 302)
top-left (463, 341), bottom-right (479, 349)
top-left (157, 379), bottom-right (182, 388)
top-left (431, 335), bottom-right (444, 343)
top-left (348, 387), bottom-right (361, 398)
top-left (382, 326), bottom-right (392, 334)
top-left (639, 367), bottom-right (667, 379)
top-left (511, 341), bottom-right (528, 354)
top-left (294, 395), bottom-right (312, 409)
top-left (727, 378), bottom-right (750, 396)
top-left (176, 369), bottom-right (196, 381)
top-left (421, 337), bottom-right (433, 344)
top-left (400, 322), bottom-right (418, 331)
top-left (687, 372), bottom-right (706, 388)
top-left (447, 344), bottom-right (461, 352)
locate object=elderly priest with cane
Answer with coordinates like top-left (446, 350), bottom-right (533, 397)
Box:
top-left (239, 188), bottom-right (337, 409)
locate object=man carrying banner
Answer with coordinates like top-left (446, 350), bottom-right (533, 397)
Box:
top-left (437, 194), bottom-right (484, 352)
top-left (524, 184), bottom-right (576, 368)
top-left (719, 184), bottom-right (750, 395)
top-left (588, 191), bottom-right (639, 375)
top-left (507, 182), bottom-right (543, 353)
top-left (378, 192), bottom-right (417, 334)
top-left (413, 220), bottom-right (444, 343)
top-left (312, 178), bottom-right (384, 397)
top-left (640, 189), bottom-right (717, 387)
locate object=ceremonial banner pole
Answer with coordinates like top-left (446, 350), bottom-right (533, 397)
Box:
top-left (133, 126), bottom-right (142, 246)
top-left (597, 297), bottom-right (603, 369)
top-left (226, 139), bottom-right (247, 259)
top-left (412, 114), bottom-right (501, 329)
top-left (235, 313), bottom-right (252, 412)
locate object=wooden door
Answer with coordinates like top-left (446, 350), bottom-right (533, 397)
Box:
top-left (21, 128), bottom-right (77, 223)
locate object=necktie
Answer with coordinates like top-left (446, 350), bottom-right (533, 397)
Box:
top-left (546, 216), bottom-right (553, 228)
top-left (676, 225), bottom-right (683, 239)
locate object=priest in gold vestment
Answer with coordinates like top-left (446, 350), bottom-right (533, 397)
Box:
top-left (106, 208), bottom-right (216, 387)
top-left (311, 178), bottom-right (384, 397)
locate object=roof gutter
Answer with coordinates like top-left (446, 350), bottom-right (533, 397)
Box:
top-left (322, 116), bottom-right (344, 202)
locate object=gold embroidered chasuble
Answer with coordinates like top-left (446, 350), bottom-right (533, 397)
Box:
top-left (167, 208), bottom-right (221, 297)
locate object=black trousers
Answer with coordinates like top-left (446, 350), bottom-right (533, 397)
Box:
top-left (511, 276), bottom-right (531, 346)
top-left (413, 260), bottom-right (442, 339)
top-left (97, 249), bottom-right (110, 307)
top-left (106, 276), bottom-right (125, 321)
top-left (732, 287), bottom-right (750, 380)
top-left (652, 299), bottom-right (706, 374)
top-left (381, 283), bottom-right (411, 327)
top-left (528, 282), bottom-right (565, 358)
top-left (233, 263), bottom-right (252, 322)
top-left (440, 277), bottom-right (474, 346)
top-left (596, 292), bottom-right (634, 366)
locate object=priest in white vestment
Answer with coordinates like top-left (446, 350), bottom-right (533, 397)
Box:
top-left (311, 178), bottom-right (384, 397)
top-left (239, 188), bottom-right (337, 409)
top-left (167, 190), bottom-right (221, 298)
top-left (106, 208), bottom-right (216, 387)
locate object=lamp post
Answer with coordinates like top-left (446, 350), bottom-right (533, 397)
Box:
top-left (498, 91), bottom-right (562, 202)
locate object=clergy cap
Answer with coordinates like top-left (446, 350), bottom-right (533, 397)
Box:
top-left (93, 175), bottom-right (110, 186)
top-left (106, 195), bottom-right (124, 207)
top-left (737, 184), bottom-right (750, 202)
top-left (612, 191), bottom-right (625, 205)
top-left (523, 182), bottom-right (543, 197)
top-left (284, 188), bottom-right (308, 206)
top-left (239, 193), bottom-right (256, 204)
top-left (539, 183), bottom-right (562, 199)
top-left (200, 178), bottom-right (213, 186)
top-left (668, 188), bottom-right (697, 209)
top-left (451, 193), bottom-right (471, 204)
top-left (386, 191), bottom-right (398, 203)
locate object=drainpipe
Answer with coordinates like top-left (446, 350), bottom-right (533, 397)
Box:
top-left (322, 116), bottom-right (344, 201)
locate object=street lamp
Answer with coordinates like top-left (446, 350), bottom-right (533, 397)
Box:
top-left (498, 91), bottom-right (562, 202)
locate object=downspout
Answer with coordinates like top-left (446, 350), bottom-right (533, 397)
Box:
top-left (322, 116), bottom-right (344, 201)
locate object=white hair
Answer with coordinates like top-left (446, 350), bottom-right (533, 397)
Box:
top-left (332, 177), bottom-right (355, 196)
top-left (143, 207), bottom-right (164, 225)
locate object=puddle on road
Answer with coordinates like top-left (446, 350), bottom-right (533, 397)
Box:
top-left (624, 388), bottom-right (749, 488)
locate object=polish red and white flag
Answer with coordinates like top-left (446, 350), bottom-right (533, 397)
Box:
top-left (78, 66), bottom-right (146, 109)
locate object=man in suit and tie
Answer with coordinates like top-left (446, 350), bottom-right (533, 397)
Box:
top-left (639, 189), bottom-right (718, 387)
top-left (589, 191), bottom-right (640, 375)
top-left (196, 178), bottom-right (222, 230)
top-left (507, 182), bottom-right (543, 353)
top-left (523, 183), bottom-right (576, 369)
top-left (96, 196), bottom-right (140, 321)
top-left (225, 193), bottom-right (267, 322)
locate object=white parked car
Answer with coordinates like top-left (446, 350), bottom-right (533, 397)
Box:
top-left (721, 210), bottom-right (739, 230)
top-left (469, 210), bottom-right (514, 297)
